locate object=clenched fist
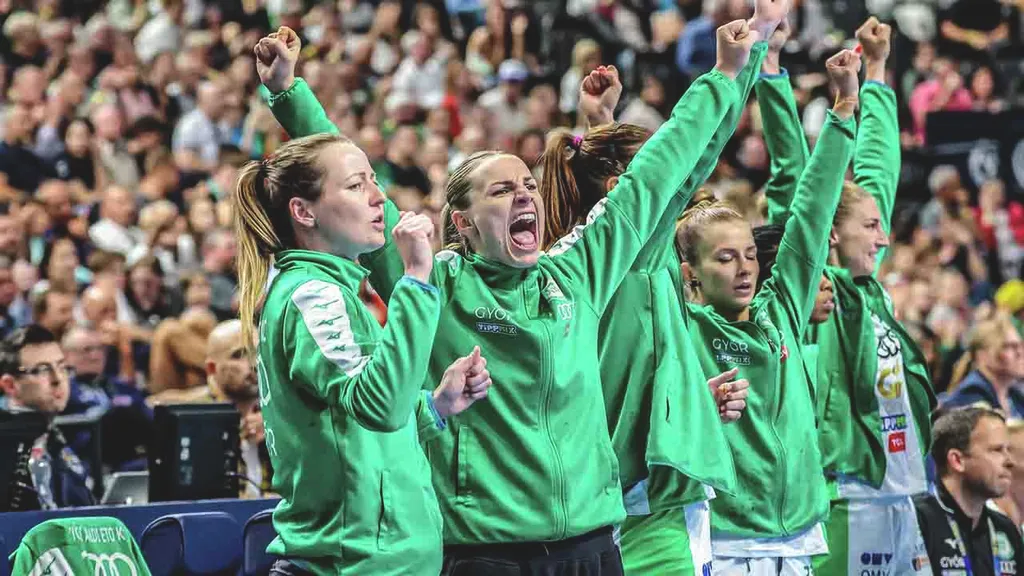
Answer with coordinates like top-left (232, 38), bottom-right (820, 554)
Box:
top-left (715, 20), bottom-right (759, 80)
top-left (855, 17), bottom-right (892, 63)
top-left (579, 65), bottom-right (622, 127)
top-left (254, 26), bottom-right (300, 94)
top-left (392, 211), bottom-right (435, 283)
top-left (826, 49), bottom-right (862, 110)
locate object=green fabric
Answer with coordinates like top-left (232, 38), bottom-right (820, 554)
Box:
top-left (620, 509), bottom-right (696, 575)
top-left (9, 517), bottom-right (152, 576)
top-left (600, 42), bottom-right (767, 514)
top-left (684, 110), bottom-right (856, 539)
top-left (813, 498), bottom-right (851, 574)
top-left (269, 71), bottom-right (741, 544)
top-left (760, 79), bottom-right (937, 490)
top-left (257, 249), bottom-right (444, 575)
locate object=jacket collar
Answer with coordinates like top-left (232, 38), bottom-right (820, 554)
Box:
top-left (274, 250), bottom-right (368, 292)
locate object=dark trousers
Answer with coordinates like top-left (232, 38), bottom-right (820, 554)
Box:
top-left (442, 526), bottom-right (623, 576)
top-left (269, 560), bottom-right (315, 576)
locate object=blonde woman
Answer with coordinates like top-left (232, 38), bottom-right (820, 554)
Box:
top-left (945, 313), bottom-right (1024, 418)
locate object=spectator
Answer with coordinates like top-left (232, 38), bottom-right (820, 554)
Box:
top-left (88, 185), bottom-right (143, 257)
top-left (38, 236), bottom-right (87, 293)
top-left (60, 325), bottom-right (151, 472)
top-left (0, 255), bottom-right (22, 337)
top-left (620, 72), bottom-right (667, 133)
top-left (559, 38), bottom-right (601, 116)
top-left (134, 0), bottom-right (185, 65)
top-left (90, 103), bottom-right (141, 189)
top-left (0, 104), bottom-right (56, 195)
top-left (172, 80), bottom-right (229, 172)
top-left (2, 13), bottom-right (45, 76)
top-left (915, 407), bottom-right (1022, 572)
top-left (388, 30), bottom-right (449, 113)
top-left (909, 58), bottom-right (974, 146)
top-left (32, 288), bottom-right (75, 342)
top-left (52, 118), bottom-right (104, 192)
top-left (676, 0), bottom-right (746, 79)
top-left (200, 229), bottom-right (237, 322)
top-left (0, 325), bottom-right (93, 510)
top-left (946, 314), bottom-right (1024, 417)
top-left (969, 64), bottom-right (1006, 113)
top-left (478, 59), bottom-right (529, 142)
top-left (974, 179), bottom-right (1024, 283)
top-left (939, 0), bottom-right (1013, 63)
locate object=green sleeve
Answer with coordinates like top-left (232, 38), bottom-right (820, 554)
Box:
top-left (267, 78), bottom-right (340, 137)
top-left (268, 78), bottom-right (408, 302)
top-left (768, 111), bottom-right (857, 335)
top-left (633, 42), bottom-right (768, 273)
top-left (756, 70), bottom-right (810, 225)
top-left (852, 81), bottom-right (900, 273)
top-left (416, 390), bottom-right (448, 443)
top-left (286, 276), bottom-right (441, 432)
top-left (546, 68), bottom-right (739, 315)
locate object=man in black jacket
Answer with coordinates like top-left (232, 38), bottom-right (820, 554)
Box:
top-left (915, 406), bottom-right (1023, 576)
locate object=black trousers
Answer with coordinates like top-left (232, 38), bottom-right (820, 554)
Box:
top-left (442, 526), bottom-right (623, 576)
top-left (269, 560), bottom-right (314, 576)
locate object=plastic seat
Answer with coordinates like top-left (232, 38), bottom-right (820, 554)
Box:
top-left (242, 509), bottom-right (278, 576)
top-left (140, 512), bottom-right (241, 575)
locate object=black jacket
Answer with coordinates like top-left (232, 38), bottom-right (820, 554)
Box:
top-left (914, 483), bottom-right (1023, 576)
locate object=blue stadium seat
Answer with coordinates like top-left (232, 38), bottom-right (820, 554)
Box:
top-left (242, 509), bottom-right (278, 576)
top-left (140, 512), bottom-right (242, 575)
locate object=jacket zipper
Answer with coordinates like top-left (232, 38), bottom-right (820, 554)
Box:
top-left (540, 321), bottom-right (567, 539)
top-left (754, 323), bottom-right (788, 535)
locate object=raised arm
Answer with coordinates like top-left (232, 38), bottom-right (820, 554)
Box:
top-left (634, 0), bottom-right (789, 272)
top-left (258, 28), bottom-right (409, 302)
top-left (768, 50), bottom-right (859, 336)
top-left (850, 17), bottom-right (899, 273)
top-left (756, 18), bottom-right (810, 226)
top-left (546, 21), bottom-right (756, 315)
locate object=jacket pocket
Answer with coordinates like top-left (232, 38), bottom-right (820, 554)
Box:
top-left (601, 437), bottom-right (620, 494)
top-left (456, 426), bottom-right (473, 505)
top-left (376, 469), bottom-right (393, 550)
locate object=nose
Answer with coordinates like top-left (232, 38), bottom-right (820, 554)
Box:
top-left (877, 231), bottom-right (891, 248)
top-left (369, 183), bottom-right (386, 206)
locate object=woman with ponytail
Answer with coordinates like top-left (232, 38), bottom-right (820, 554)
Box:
top-left (757, 17), bottom-right (937, 574)
top-left (535, 16), bottom-right (777, 570)
top-left (673, 48), bottom-right (861, 572)
top-left (257, 15), bottom-right (770, 575)
top-left (234, 131), bottom-right (491, 576)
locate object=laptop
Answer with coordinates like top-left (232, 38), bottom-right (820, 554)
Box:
top-left (100, 471), bottom-right (149, 505)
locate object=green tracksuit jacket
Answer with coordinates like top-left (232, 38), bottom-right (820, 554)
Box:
top-left (269, 70), bottom-right (740, 544)
top-left (10, 517), bottom-right (152, 576)
top-left (683, 109), bottom-right (857, 539)
top-left (257, 250), bottom-right (446, 575)
top-left (600, 42), bottom-right (767, 514)
top-left (760, 77), bottom-right (936, 490)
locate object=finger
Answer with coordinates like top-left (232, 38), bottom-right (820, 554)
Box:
top-left (729, 378), bottom-right (750, 391)
top-left (720, 410), bottom-right (743, 422)
top-left (722, 399), bottom-right (747, 412)
top-left (878, 23), bottom-right (892, 41)
top-left (708, 368), bottom-right (740, 387)
top-left (468, 387), bottom-right (490, 400)
top-left (725, 388), bottom-right (750, 402)
top-left (269, 37), bottom-right (290, 58)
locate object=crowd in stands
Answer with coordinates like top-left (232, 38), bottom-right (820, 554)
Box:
top-left (0, 0), bottom-right (1020, 514)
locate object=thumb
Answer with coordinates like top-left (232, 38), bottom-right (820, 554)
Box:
top-left (467, 345), bottom-right (481, 366)
top-left (269, 36), bottom-right (290, 59)
top-left (709, 367), bottom-right (740, 387)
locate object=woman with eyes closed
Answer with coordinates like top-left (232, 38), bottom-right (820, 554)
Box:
top-left (673, 48), bottom-right (861, 574)
top-left (256, 21), bottom-right (759, 576)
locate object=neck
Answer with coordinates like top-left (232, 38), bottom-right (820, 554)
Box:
top-left (944, 475), bottom-right (987, 528)
top-left (713, 303), bottom-right (750, 323)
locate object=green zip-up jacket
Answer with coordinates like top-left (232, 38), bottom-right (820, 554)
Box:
top-left (269, 69), bottom-right (740, 544)
top-left (684, 109), bottom-right (856, 539)
top-left (257, 250), bottom-right (446, 575)
top-left (10, 517), bottom-right (151, 576)
top-left (600, 42), bottom-right (767, 515)
top-left (760, 78), bottom-right (937, 489)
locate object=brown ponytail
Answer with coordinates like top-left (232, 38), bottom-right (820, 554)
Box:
top-left (442, 150), bottom-right (505, 254)
top-left (233, 132), bottom-right (351, 355)
top-left (540, 123), bottom-right (650, 249)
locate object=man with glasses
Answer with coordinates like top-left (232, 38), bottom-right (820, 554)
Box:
top-left (0, 324), bottom-right (93, 509)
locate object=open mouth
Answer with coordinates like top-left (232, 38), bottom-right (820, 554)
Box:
top-left (509, 211), bottom-right (538, 251)
top-left (734, 281), bottom-right (753, 296)
top-left (371, 213), bottom-right (385, 231)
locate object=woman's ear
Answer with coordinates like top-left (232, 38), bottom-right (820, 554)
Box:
top-left (452, 210), bottom-right (475, 241)
top-left (289, 197), bottom-right (316, 230)
top-left (829, 227), bottom-right (840, 249)
top-left (604, 175), bottom-right (619, 194)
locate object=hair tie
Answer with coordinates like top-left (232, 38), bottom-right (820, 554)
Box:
top-left (571, 135), bottom-right (583, 150)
